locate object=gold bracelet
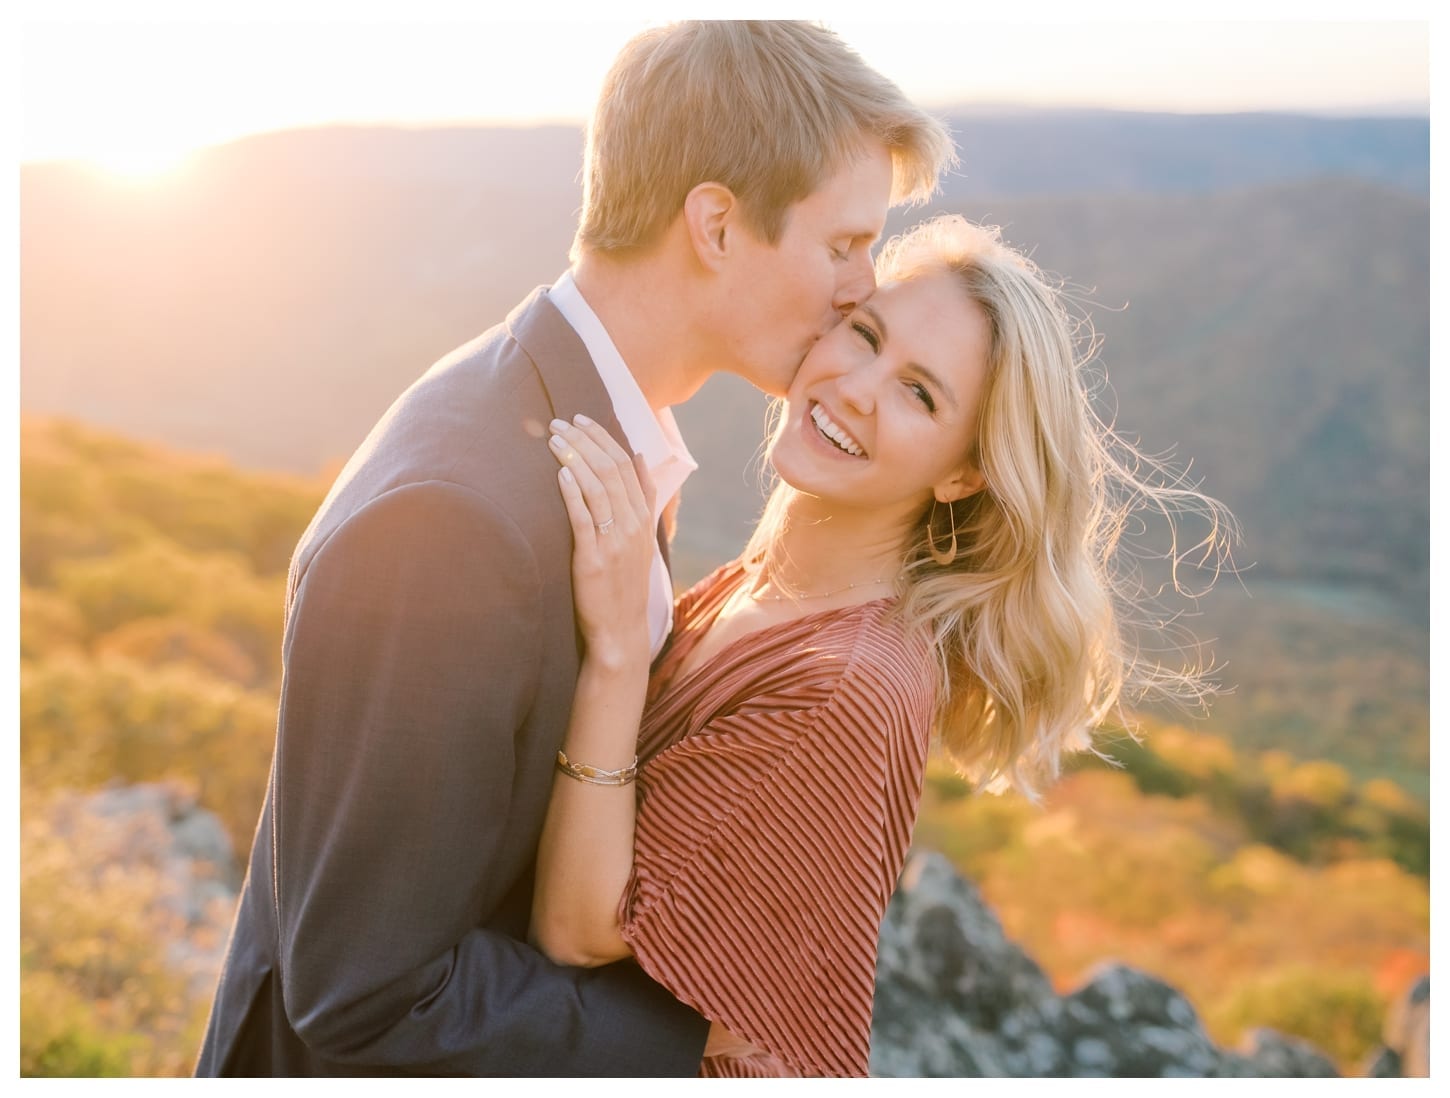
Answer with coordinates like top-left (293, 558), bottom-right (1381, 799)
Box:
top-left (555, 749), bottom-right (639, 786)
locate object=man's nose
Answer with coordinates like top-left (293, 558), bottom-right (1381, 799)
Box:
top-left (833, 251), bottom-right (876, 316)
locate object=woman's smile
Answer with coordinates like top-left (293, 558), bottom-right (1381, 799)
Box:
top-left (807, 402), bottom-right (867, 458)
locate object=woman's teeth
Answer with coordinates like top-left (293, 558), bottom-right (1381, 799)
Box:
top-left (810, 404), bottom-right (865, 457)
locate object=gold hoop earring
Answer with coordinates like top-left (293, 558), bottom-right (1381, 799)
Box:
top-left (928, 499), bottom-right (958, 566)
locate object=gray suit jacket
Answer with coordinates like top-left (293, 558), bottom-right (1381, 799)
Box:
top-left (195, 287), bottom-right (708, 1076)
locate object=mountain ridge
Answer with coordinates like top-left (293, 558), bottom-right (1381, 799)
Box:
top-left (19, 115), bottom-right (1427, 789)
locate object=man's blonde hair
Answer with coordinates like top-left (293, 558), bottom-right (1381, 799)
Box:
top-left (573, 21), bottom-right (954, 258)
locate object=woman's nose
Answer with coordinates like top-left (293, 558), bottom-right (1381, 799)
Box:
top-left (836, 362), bottom-right (877, 414)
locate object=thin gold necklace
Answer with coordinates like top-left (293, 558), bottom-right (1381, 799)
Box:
top-left (747, 571), bottom-right (894, 602)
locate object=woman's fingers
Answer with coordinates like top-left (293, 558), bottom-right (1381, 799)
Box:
top-left (569, 415), bottom-right (653, 523)
top-left (549, 416), bottom-right (651, 532)
top-left (550, 431), bottom-right (615, 534)
top-left (554, 417), bottom-right (634, 531)
top-left (555, 465), bottom-right (598, 550)
top-left (550, 416), bottom-right (656, 659)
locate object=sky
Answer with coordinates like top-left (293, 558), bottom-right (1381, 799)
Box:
top-left (14, 0), bottom-right (1433, 175)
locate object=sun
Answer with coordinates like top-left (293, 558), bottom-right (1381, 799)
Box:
top-left (83, 135), bottom-right (195, 181)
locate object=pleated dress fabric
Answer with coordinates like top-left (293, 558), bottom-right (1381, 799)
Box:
top-left (617, 560), bottom-right (935, 1077)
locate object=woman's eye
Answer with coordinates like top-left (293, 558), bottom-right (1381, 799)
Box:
top-left (909, 381), bottom-right (937, 413)
top-left (850, 321), bottom-right (880, 352)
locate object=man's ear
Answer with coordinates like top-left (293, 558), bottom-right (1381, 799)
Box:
top-left (682, 182), bottom-right (737, 271)
top-left (936, 464), bottom-right (986, 504)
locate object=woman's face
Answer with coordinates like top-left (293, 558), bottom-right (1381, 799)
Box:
top-left (769, 270), bottom-right (992, 526)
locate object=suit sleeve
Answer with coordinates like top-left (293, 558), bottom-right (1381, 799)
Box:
top-left (617, 633), bottom-right (933, 1077)
top-left (271, 479), bottom-right (707, 1075)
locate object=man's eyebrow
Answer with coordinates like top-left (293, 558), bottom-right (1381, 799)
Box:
top-left (858, 302), bottom-right (959, 411)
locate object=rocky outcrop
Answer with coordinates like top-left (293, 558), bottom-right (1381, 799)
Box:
top-left (872, 851), bottom-right (1357, 1077)
top-left (39, 781), bottom-right (240, 993)
top-left (40, 785), bottom-right (1425, 1077)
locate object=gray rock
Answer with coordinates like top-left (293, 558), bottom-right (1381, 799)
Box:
top-left (871, 851), bottom-right (1077, 1077)
top-left (1361, 1046), bottom-right (1401, 1078)
top-left (1072, 1037), bottom-right (1114, 1070)
top-left (1056, 964), bottom-right (1224, 1077)
top-left (39, 781), bottom-right (241, 992)
top-left (871, 850), bottom-right (1345, 1078)
top-left (1236, 1028), bottom-right (1340, 1077)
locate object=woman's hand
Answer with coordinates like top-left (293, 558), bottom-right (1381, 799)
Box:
top-left (532, 414), bottom-right (655, 968)
top-left (549, 414), bottom-right (657, 670)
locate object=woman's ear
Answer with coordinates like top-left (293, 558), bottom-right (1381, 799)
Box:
top-left (682, 182), bottom-right (737, 270)
top-left (936, 464), bottom-right (985, 504)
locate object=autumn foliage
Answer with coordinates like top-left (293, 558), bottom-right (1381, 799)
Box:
top-left (18, 417), bottom-right (1427, 1075)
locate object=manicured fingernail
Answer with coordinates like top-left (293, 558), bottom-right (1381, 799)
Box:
top-left (559, 466), bottom-right (574, 484)
top-left (574, 414), bottom-right (594, 427)
top-left (549, 418), bottom-right (569, 433)
top-left (549, 434), bottom-right (567, 450)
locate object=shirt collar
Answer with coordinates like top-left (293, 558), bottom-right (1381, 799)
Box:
top-left (548, 270), bottom-right (697, 510)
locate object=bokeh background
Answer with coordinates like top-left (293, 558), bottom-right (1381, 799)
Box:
top-left (15, 2), bottom-right (1432, 1077)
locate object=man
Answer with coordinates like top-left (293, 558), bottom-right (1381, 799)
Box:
top-left (196, 21), bottom-right (952, 1076)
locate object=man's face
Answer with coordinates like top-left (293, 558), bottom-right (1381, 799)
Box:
top-left (721, 140), bottom-right (894, 397)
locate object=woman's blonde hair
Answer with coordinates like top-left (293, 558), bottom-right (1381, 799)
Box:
top-left (573, 21), bottom-right (955, 258)
top-left (746, 216), bottom-right (1237, 799)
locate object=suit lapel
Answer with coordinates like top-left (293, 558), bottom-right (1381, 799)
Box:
top-left (506, 287), bottom-right (627, 448)
top-left (510, 285), bottom-right (677, 578)
top-left (507, 287), bottom-right (687, 673)
top-left (508, 286), bottom-right (679, 662)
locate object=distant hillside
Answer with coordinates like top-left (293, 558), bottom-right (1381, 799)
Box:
top-left (19, 117), bottom-right (1427, 788)
top-left (30, 108), bottom-right (1428, 200)
top-left (936, 110), bottom-right (1428, 198)
top-left (19, 121), bottom-right (1429, 593)
top-left (678, 179), bottom-right (1430, 608)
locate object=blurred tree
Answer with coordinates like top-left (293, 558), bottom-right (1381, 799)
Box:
top-left (20, 583), bottom-right (88, 662)
top-left (94, 617), bottom-right (260, 686)
top-left (1211, 967), bottom-right (1384, 1068)
top-left (16, 413), bottom-right (1429, 1077)
top-left (21, 656), bottom-right (277, 848)
top-left (21, 793), bottom-right (209, 1076)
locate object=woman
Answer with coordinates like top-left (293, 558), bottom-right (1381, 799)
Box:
top-left (531, 215), bottom-right (1233, 1077)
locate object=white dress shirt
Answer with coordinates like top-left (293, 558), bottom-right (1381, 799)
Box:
top-left (548, 270), bottom-right (698, 658)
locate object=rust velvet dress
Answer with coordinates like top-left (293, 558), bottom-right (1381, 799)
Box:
top-left (616, 561), bottom-right (935, 1077)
